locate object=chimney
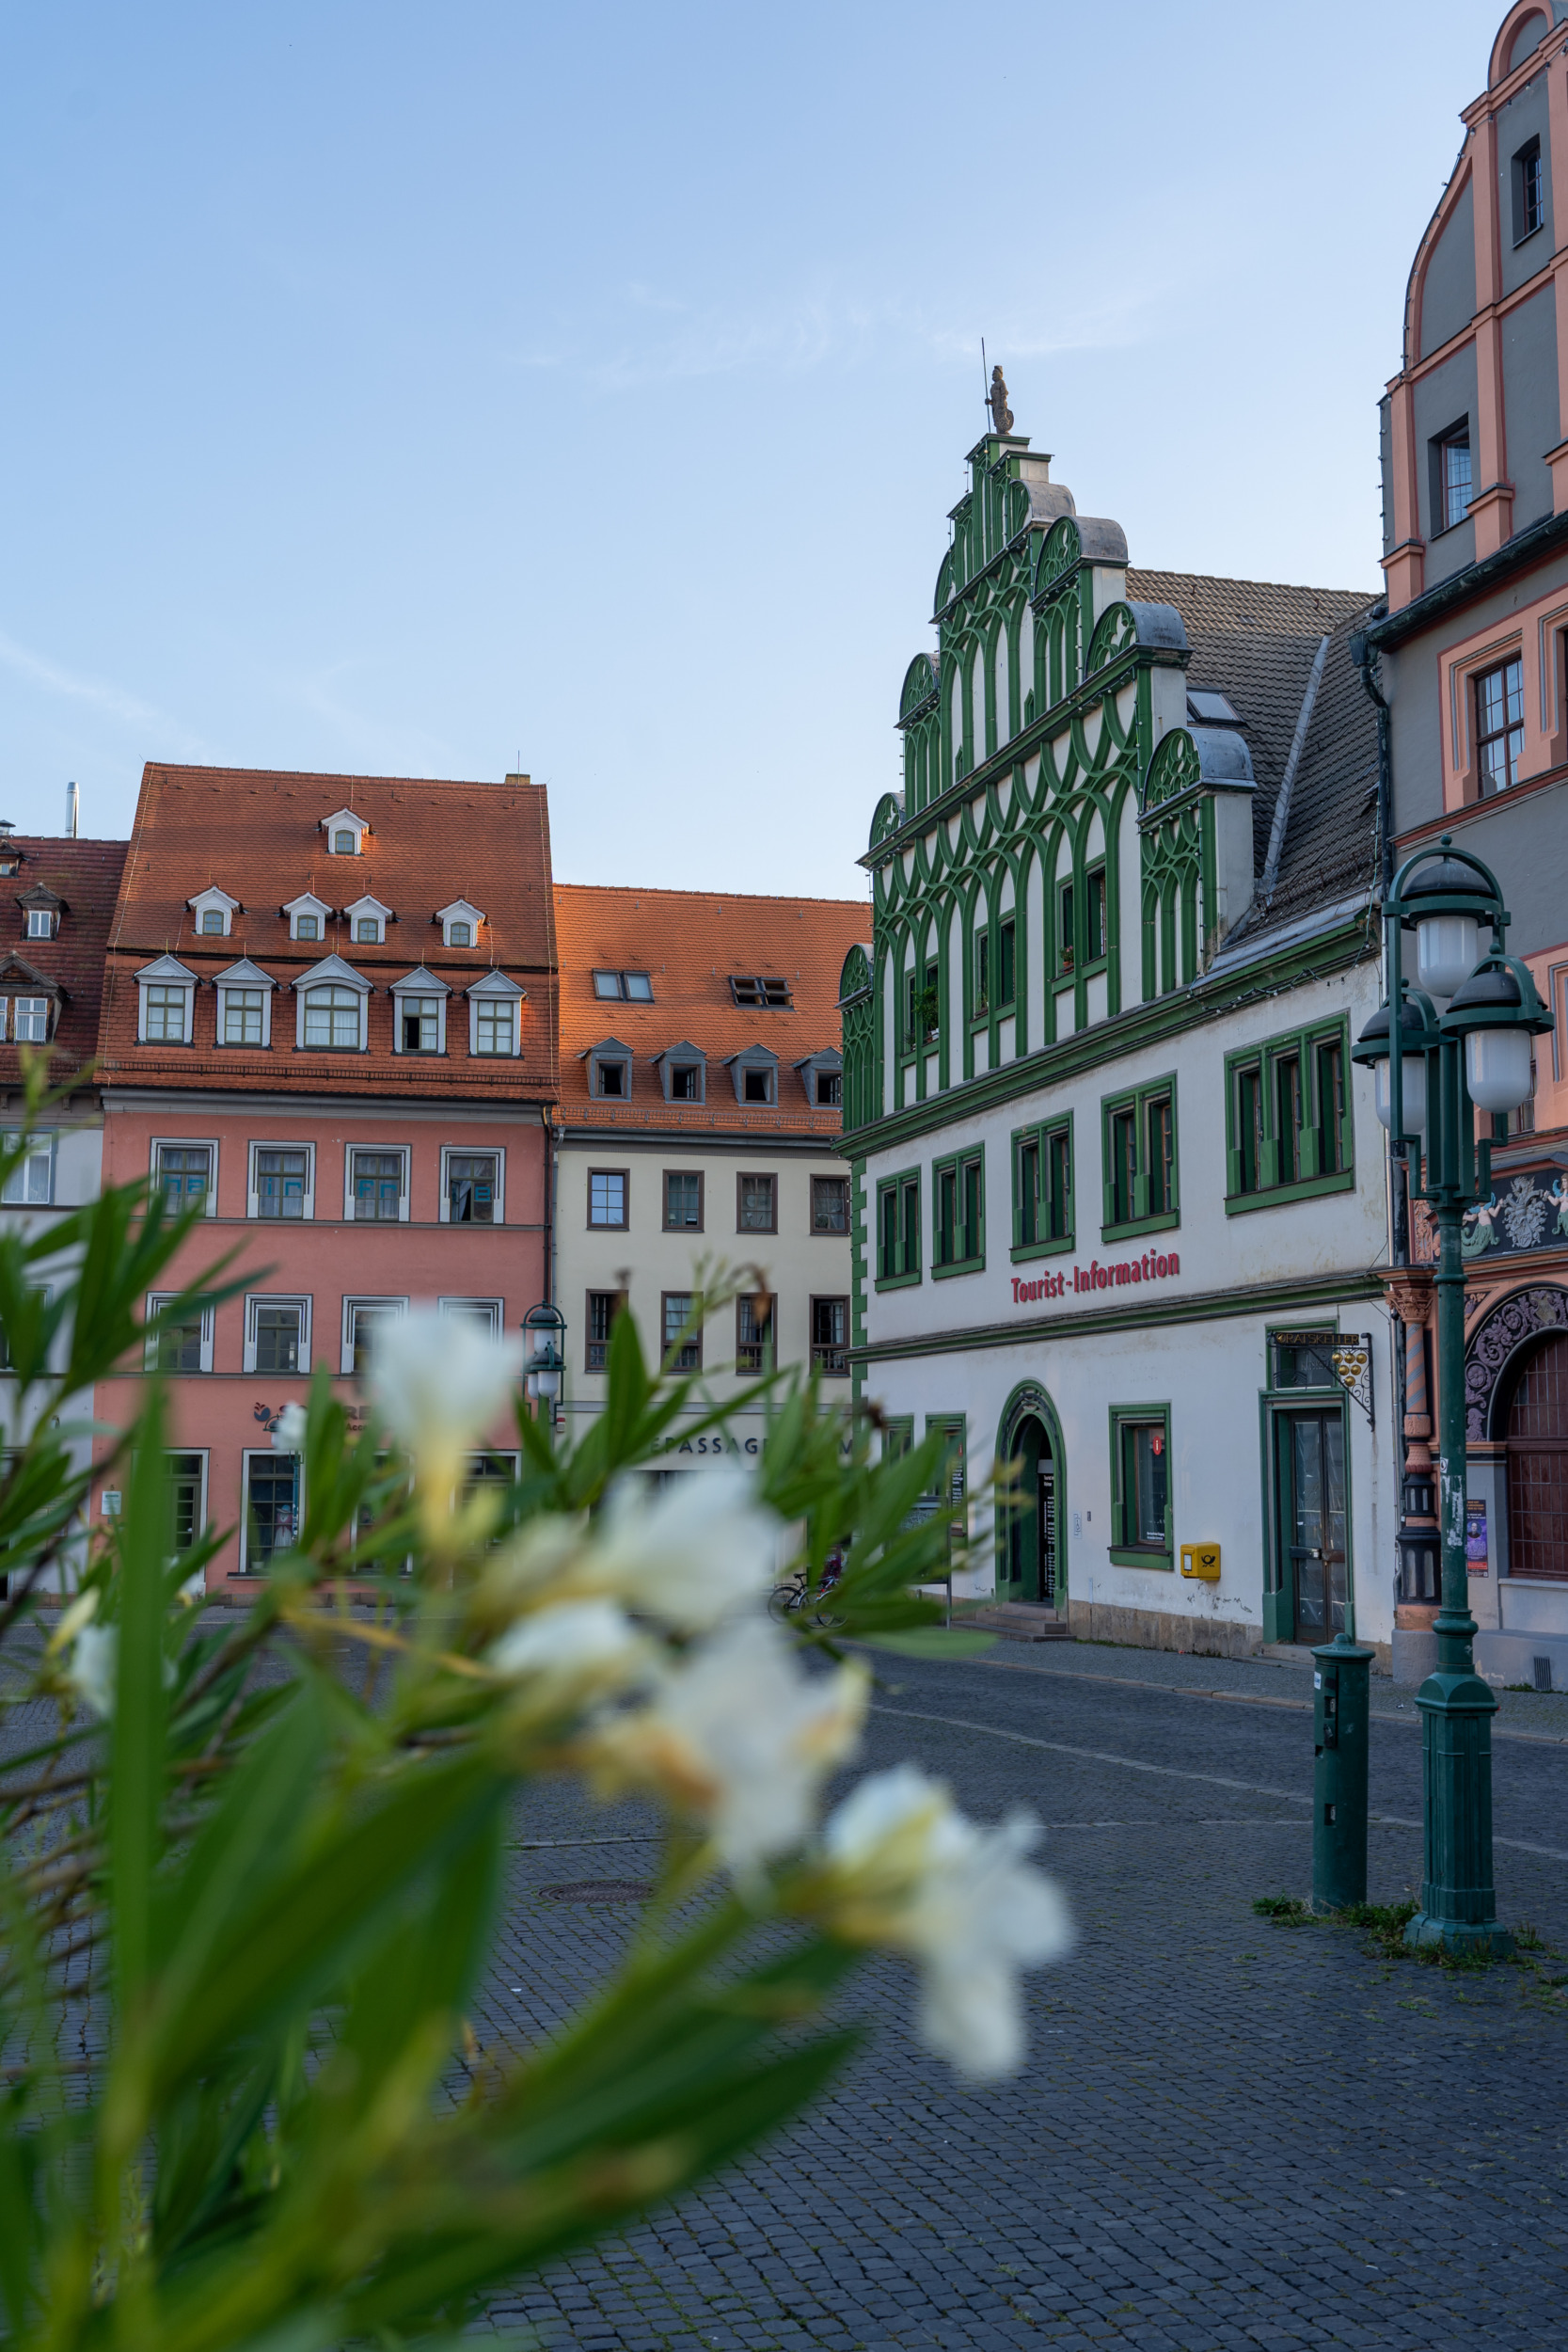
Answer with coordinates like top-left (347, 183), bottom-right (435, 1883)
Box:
top-left (65, 781), bottom-right (79, 838)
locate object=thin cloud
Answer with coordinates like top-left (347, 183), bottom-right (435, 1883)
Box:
top-left (0, 627), bottom-right (208, 756)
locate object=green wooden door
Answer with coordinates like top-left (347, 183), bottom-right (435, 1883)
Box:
top-left (1276, 1408), bottom-right (1347, 1642)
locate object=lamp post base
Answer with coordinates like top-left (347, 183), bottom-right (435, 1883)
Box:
top-left (1402, 1909), bottom-right (1513, 1957)
top-left (1410, 1663), bottom-right (1508, 1955)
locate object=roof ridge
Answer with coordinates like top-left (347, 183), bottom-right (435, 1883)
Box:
top-left (554, 882), bottom-right (868, 909)
top-left (1126, 566), bottom-right (1376, 603)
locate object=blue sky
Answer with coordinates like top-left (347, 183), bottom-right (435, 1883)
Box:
top-left (0, 2), bottom-right (1490, 899)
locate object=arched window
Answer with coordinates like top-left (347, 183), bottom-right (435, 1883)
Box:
top-left (355, 917), bottom-right (379, 943)
top-left (303, 985), bottom-right (361, 1049)
top-left (449, 920), bottom-right (471, 946)
top-left (333, 829), bottom-right (356, 854)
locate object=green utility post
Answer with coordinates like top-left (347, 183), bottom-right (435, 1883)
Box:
top-left (1353, 838), bottom-right (1553, 1956)
top-left (1311, 1634), bottom-right (1373, 1910)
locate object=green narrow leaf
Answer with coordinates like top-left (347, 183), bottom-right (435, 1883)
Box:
top-left (113, 1383), bottom-right (171, 2019)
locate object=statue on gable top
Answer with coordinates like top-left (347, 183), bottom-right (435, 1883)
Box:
top-left (988, 364), bottom-right (1014, 436)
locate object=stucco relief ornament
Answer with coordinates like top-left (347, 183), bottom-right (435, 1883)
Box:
top-left (1465, 1283), bottom-right (1568, 1439)
top-left (1462, 1193), bottom-right (1499, 1257)
top-left (1499, 1172), bottom-right (1550, 1252)
top-left (988, 365), bottom-right (1013, 435)
top-left (1408, 1197), bottom-right (1440, 1264)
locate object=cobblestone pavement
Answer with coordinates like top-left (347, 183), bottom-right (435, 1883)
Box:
top-left (473, 1642), bottom-right (1568, 2351)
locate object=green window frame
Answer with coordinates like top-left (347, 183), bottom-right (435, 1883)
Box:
top-left (932, 1145), bottom-right (984, 1276)
top-left (1109, 1403), bottom-right (1173, 1569)
top-left (904, 955), bottom-right (940, 1054)
top-left (875, 1167), bottom-right (923, 1289)
top-left (882, 1414), bottom-right (914, 1462)
top-left (1100, 1073), bottom-right (1179, 1241)
top-left (1225, 1018), bottom-right (1354, 1214)
top-left (997, 916), bottom-right (1016, 1009)
top-left (1085, 862), bottom-right (1107, 966)
top-left (973, 928), bottom-right (990, 1021)
top-left (1011, 1113), bottom-right (1074, 1260)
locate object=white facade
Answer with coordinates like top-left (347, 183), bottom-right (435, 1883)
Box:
top-left (858, 954), bottom-right (1396, 1657)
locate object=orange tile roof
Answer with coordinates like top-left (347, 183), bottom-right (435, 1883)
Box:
top-left (0, 836), bottom-right (128, 1091)
top-left (99, 765), bottom-right (558, 1101)
top-left (553, 883), bottom-right (870, 1134)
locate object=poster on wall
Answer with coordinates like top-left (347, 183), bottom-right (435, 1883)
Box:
top-left (1465, 1500), bottom-right (1489, 1574)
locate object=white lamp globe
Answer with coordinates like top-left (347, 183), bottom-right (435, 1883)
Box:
top-left (1374, 1054), bottom-right (1429, 1137)
top-left (1415, 913), bottom-right (1480, 1005)
top-left (1465, 1026), bottom-right (1534, 1115)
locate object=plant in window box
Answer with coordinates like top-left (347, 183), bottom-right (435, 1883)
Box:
top-left (0, 1200), bottom-right (1072, 2346)
top-left (911, 981), bottom-right (940, 1047)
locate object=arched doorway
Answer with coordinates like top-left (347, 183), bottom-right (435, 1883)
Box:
top-left (1506, 1332), bottom-right (1568, 1581)
top-left (997, 1385), bottom-right (1063, 1606)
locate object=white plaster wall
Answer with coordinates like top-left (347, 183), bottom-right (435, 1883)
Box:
top-left (856, 957), bottom-right (1392, 1642)
top-left (1117, 793), bottom-right (1144, 1008)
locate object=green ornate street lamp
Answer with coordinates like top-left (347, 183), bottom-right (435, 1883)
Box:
top-left (1353, 838), bottom-right (1553, 1953)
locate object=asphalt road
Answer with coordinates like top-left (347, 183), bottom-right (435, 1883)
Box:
top-left (476, 1644), bottom-right (1568, 2351)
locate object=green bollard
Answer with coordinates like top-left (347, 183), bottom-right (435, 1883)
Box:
top-left (1311, 1634), bottom-right (1374, 1912)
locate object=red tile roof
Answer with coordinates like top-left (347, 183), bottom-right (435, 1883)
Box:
top-left (0, 836), bottom-right (129, 1090)
top-left (554, 883), bottom-right (870, 1135)
top-left (100, 765), bottom-right (558, 1101)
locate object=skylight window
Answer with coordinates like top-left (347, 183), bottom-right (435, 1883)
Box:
top-left (730, 976), bottom-right (792, 1009)
top-left (1187, 690), bottom-right (1242, 726)
top-left (593, 970), bottom-right (654, 1001)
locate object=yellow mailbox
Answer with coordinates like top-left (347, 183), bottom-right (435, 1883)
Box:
top-left (1180, 1542), bottom-right (1221, 1581)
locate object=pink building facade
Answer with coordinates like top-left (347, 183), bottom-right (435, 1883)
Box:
top-left (90, 765), bottom-right (558, 1587)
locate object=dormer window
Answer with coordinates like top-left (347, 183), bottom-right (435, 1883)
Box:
top-left (282, 893), bottom-right (333, 944)
top-left (655, 1042), bottom-right (706, 1104)
top-left (725, 1046), bottom-right (779, 1106)
top-left (593, 970), bottom-right (654, 1001)
top-left (187, 887), bottom-right (239, 940)
top-left (730, 976), bottom-right (792, 1009)
top-left (794, 1050), bottom-right (844, 1108)
top-left (435, 899), bottom-right (485, 950)
top-left (18, 886), bottom-right (63, 943)
top-left (391, 966), bottom-right (450, 1055)
top-left (135, 955), bottom-right (198, 1046)
top-left (321, 808), bottom-right (369, 855)
top-left (344, 895), bottom-right (393, 946)
top-left (585, 1038), bottom-right (633, 1099)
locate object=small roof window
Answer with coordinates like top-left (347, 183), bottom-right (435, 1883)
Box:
top-left (188, 886), bottom-right (240, 939)
top-left (1187, 690), bottom-right (1242, 726)
top-left (435, 898), bottom-right (485, 949)
top-left (321, 807), bottom-right (370, 855)
top-left (593, 969), bottom-right (654, 1001)
top-left (282, 891), bottom-right (333, 944)
top-left (730, 976), bottom-right (792, 1009)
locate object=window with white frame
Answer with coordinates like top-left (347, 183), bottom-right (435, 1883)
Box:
top-left (188, 888), bottom-right (238, 938)
top-left (342, 1295), bottom-right (408, 1375)
top-left (321, 808), bottom-right (369, 856)
top-left (152, 1141), bottom-right (215, 1214)
top-left (1, 1131), bottom-right (54, 1205)
top-left (13, 996), bottom-right (51, 1043)
top-left (242, 1450), bottom-right (299, 1573)
top-left (244, 1295), bottom-right (310, 1375)
top-left (468, 976), bottom-right (523, 1057)
top-left (436, 899), bottom-right (484, 949)
top-left (145, 1294), bottom-right (214, 1374)
top-left (476, 999), bottom-right (514, 1055)
top-left (438, 1296), bottom-right (503, 1337)
top-left (348, 1147), bottom-right (407, 1222)
top-left (248, 1143), bottom-right (313, 1220)
top-left (25, 908), bottom-right (55, 940)
top-left (401, 995), bottom-right (441, 1050)
top-left (442, 1149), bottom-right (501, 1224)
top-left (303, 984), bottom-right (362, 1049)
top-left (225, 989), bottom-right (264, 1044)
top-left (137, 967), bottom-right (195, 1042)
top-left (345, 896), bottom-right (392, 946)
top-left (282, 895), bottom-right (332, 943)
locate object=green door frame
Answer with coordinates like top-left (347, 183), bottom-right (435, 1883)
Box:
top-left (1259, 1380), bottom-right (1354, 1645)
top-left (995, 1381), bottom-right (1068, 1606)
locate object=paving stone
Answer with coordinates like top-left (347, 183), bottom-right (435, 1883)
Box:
top-left (448, 1648), bottom-right (1568, 2346)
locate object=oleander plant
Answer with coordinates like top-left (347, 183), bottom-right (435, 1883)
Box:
top-left (0, 1081), bottom-right (1070, 2351)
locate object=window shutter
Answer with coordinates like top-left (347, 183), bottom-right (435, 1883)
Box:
top-left (1226, 1143), bottom-right (1244, 1198)
top-left (1101, 1134), bottom-right (1116, 1232)
top-left (1339, 1106), bottom-right (1354, 1170)
top-left (1299, 1123), bottom-right (1323, 1181)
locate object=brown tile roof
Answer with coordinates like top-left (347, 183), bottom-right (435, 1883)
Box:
top-left (99, 765), bottom-right (558, 1100)
top-left (554, 883), bottom-right (870, 1134)
top-left (0, 836), bottom-right (128, 1090)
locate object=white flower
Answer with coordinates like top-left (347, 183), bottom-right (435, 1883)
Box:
top-left (584, 1464), bottom-right (782, 1629)
top-left (821, 1764), bottom-right (1073, 2079)
top-left (67, 1622), bottom-right (117, 1719)
top-left (272, 1403), bottom-right (308, 1452)
top-left (586, 1617), bottom-right (867, 1882)
top-left (488, 1599), bottom-right (647, 1698)
top-left (368, 1309), bottom-right (524, 1497)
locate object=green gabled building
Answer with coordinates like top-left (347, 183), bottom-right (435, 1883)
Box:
top-left (839, 417), bottom-right (1399, 1660)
